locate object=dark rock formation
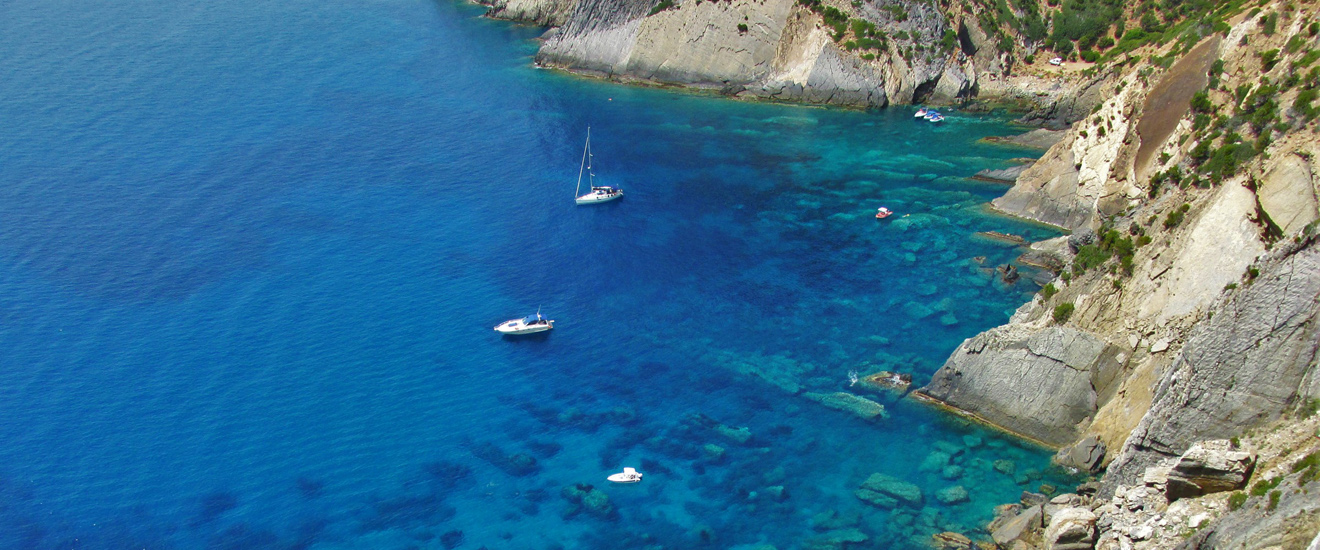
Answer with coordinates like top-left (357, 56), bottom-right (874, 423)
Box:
top-left (1054, 435), bottom-right (1106, 473)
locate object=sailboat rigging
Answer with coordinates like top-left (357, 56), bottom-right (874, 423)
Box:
top-left (574, 127), bottom-right (624, 205)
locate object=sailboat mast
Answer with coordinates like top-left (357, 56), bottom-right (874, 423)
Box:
top-left (575, 127), bottom-right (591, 197)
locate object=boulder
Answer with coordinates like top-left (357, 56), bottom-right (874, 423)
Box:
top-left (992, 505), bottom-right (1043, 546)
top-left (936, 486), bottom-right (970, 505)
top-left (856, 473), bottom-right (924, 508)
top-left (1164, 440), bottom-right (1255, 500)
top-left (994, 459), bottom-right (1017, 475)
top-left (1054, 435), bottom-right (1107, 473)
top-left (1043, 507), bottom-right (1096, 550)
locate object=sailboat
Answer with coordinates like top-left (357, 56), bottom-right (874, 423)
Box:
top-left (574, 127), bottom-right (623, 205)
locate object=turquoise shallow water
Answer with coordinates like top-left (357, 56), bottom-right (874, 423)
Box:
top-left (0, 0), bottom-right (1074, 548)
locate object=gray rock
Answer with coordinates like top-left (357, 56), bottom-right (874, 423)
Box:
top-left (1104, 239), bottom-right (1320, 490)
top-left (1164, 439), bottom-right (1255, 500)
top-left (919, 325), bottom-right (1124, 446)
top-left (995, 459), bottom-right (1017, 476)
top-left (972, 164), bottom-right (1032, 184)
top-left (941, 465), bottom-right (965, 480)
top-left (1054, 435), bottom-right (1107, 473)
top-left (992, 504), bottom-right (1043, 545)
top-left (1042, 507), bottom-right (1096, 550)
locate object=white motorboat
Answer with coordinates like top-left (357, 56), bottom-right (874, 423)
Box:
top-left (574, 127), bottom-right (623, 205)
top-left (607, 467), bottom-right (643, 484)
top-left (494, 310), bottom-right (554, 335)
top-left (914, 107), bottom-right (928, 118)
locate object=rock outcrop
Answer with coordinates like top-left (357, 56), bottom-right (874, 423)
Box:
top-left (1162, 440), bottom-right (1255, 501)
top-left (920, 326), bottom-right (1123, 446)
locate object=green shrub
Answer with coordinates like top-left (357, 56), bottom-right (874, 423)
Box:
top-left (1053, 302), bottom-right (1075, 324)
top-left (1251, 476), bottom-right (1282, 496)
top-left (1073, 244), bottom-right (1109, 273)
top-left (1164, 205), bottom-right (1189, 229)
top-left (1301, 398), bottom-right (1320, 419)
top-left (647, 0), bottom-right (674, 15)
top-left (1288, 34), bottom-right (1308, 54)
top-left (1040, 283), bottom-right (1058, 301)
top-left (1025, 54), bottom-right (1036, 64)
top-left (1291, 451), bottom-right (1320, 473)
top-left (1261, 49), bottom-right (1281, 71)
top-left (1081, 50), bottom-right (1101, 62)
top-left (1268, 489), bottom-right (1281, 510)
top-left (1228, 491), bottom-right (1248, 510)
top-left (737, 23), bottom-right (748, 33)
top-left (1191, 90), bottom-right (1214, 113)
top-left (1263, 12), bottom-right (1279, 36)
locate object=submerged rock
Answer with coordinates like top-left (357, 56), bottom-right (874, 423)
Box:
top-left (936, 485), bottom-right (969, 505)
top-left (560, 483), bottom-right (615, 519)
top-left (803, 392), bottom-right (888, 421)
top-left (856, 473), bottom-right (924, 509)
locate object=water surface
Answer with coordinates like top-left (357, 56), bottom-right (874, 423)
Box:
top-left (0, 0), bottom-right (1072, 548)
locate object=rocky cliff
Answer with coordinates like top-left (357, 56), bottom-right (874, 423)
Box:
top-left (915, 2), bottom-right (1320, 547)
top-left (476, 0), bottom-right (1106, 114)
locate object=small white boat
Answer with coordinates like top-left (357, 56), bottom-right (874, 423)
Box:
top-left (923, 110), bottom-right (940, 121)
top-left (928, 113), bottom-right (945, 123)
top-left (574, 127), bottom-right (623, 205)
top-left (914, 107), bottom-right (928, 118)
top-left (607, 467), bottom-right (643, 484)
top-left (494, 309), bottom-right (554, 335)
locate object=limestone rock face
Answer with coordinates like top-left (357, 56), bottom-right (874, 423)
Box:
top-left (1258, 152), bottom-right (1320, 236)
top-left (528, 0), bottom-right (980, 108)
top-left (478, 0), bottom-right (580, 26)
top-left (920, 325), bottom-right (1123, 446)
top-left (1043, 507), bottom-right (1096, 550)
top-left (1163, 440), bottom-right (1255, 500)
top-left (1136, 182), bottom-right (1266, 323)
top-left (1105, 238), bottom-right (1320, 487)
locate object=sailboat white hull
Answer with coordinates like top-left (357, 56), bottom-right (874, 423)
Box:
top-left (575, 190), bottom-right (624, 204)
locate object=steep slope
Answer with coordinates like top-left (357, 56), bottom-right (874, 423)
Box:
top-left (914, 2), bottom-right (1320, 547)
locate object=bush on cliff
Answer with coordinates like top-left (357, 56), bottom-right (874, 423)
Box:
top-left (1053, 302), bottom-right (1075, 324)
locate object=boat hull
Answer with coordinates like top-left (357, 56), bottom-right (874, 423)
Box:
top-left (575, 191), bottom-right (623, 205)
top-left (494, 320), bottom-right (554, 335)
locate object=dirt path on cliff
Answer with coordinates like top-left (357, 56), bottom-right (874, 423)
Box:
top-left (1135, 37), bottom-right (1221, 180)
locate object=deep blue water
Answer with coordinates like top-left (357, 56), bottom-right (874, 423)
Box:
top-left (0, 0), bottom-right (1075, 548)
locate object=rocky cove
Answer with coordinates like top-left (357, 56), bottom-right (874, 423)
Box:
top-left (472, 0), bottom-right (1320, 547)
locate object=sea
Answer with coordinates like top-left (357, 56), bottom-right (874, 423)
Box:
top-left (0, 0), bottom-right (1076, 548)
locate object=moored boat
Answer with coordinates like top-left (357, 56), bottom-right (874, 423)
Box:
top-left (494, 310), bottom-right (554, 335)
top-left (607, 467), bottom-right (643, 483)
top-left (574, 127), bottom-right (623, 205)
